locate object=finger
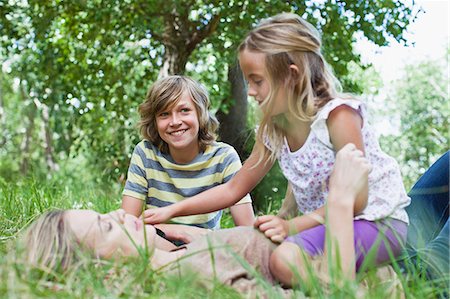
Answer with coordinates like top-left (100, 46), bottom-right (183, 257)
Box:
top-left (353, 149), bottom-right (364, 157)
top-left (142, 209), bottom-right (155, 219)
top-left (258, 220), bottom-right (279, 233)
top-left (142, 216), bottom-right (155, 224)
top-left (263, 228), bottom-right (278, 239)
top-left (271, 234), bottom-right (284, 243)
top-left (342, 143), bottom-right (356, 152)
top-left (254, 215), bottom-right (274, 228)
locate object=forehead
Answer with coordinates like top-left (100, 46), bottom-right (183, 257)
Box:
top-left (159, 90), bottom-right (196, 111)
top-left (66, 210), bottom-right (99, 239)
top-left (239, 50), bottom-right (266, 76)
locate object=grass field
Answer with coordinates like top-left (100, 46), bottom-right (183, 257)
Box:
top-left (0, 176), bottom-right (447, 298)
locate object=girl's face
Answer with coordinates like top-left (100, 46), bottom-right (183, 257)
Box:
top-left (239, 49), bottom-right (288, 117)
top-left (156, 91), bottom-right (200, 158)
top-left (66, 209), bottom-right (156, 258)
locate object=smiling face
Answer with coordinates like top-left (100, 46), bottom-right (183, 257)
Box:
top-left (239, 49), bottom-right (288, 117)
top-left (65, 209), bottom-right (156, 258)
top-left (155, 91), bottom-right (200, 162)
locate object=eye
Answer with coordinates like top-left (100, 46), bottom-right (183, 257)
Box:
top-left (254, 79), bottom-right (263, 86)
top-left (158, 111), bottom-right (169, 118)
top-left (180, 108), bottom-right (191, 113)
top-left (103, 221), bottom-right (113, 232)
top-left (98, 215), bottom-right (113, 232)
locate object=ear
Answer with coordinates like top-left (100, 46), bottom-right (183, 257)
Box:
top-left (286, 64), bottom-right (299, 86)
top-left (289, 64), bottom-right (299, 78)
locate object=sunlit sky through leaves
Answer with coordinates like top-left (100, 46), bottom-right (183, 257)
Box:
top-left (355, 0), bottom-right (449, 83)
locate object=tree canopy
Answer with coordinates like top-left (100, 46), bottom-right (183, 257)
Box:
top-left (0, 0), bottom-right (415, 181)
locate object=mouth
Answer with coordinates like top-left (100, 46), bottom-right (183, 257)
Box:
top-left (255, 98), bottom-right (263, 106)
top-left (169, 129), bottom-right (188, 136)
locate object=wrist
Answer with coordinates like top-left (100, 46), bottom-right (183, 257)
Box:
top-left (326, 195), bottom-right (354, 213)
top-left (286, 219), bottom-right (300, 235)
top-left (171, 200), bottom-right (188, 217)
top-left (327, 190), bottom-right (355, 206)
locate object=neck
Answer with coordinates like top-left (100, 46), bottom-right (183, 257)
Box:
top-left (169, 145), bottom-right (200, 164)
top-left (281, 114), bottom-right (312, 152)
top-left (151, 248), bottom-right (186, 270)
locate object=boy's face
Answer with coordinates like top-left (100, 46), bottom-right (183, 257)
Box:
top-left (156, 91), bottom-right (200, 161)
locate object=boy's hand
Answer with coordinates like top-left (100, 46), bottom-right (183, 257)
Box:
top-left (142, 206), bottom-right (174, 224)
top-left (254, 215), bottom-right (289, 243)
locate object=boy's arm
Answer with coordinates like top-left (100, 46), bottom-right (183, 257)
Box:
top-left (122, 195), bottom-right (144, 217)
top-left (142, 145), bottom-right (274, 224)
top-left (230, 203), bottom-right (255, 226)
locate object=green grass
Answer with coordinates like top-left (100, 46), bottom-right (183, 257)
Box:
top-left (0, 176), bottom-right (447, 298)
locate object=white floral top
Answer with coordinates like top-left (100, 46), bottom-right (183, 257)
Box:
top-left (274, 98), bottom-right (410, 223)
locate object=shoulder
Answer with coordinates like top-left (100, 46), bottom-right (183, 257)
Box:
top-left (134, 139), bottom-right (154, 150)
top-left (311, 98), bottom-right (365, 150)
top-left (327, 104), bottom-right (362, 127)
top-left (132, 140), bottom-right (163, 161)
top-left (316, 98), bottom-right (366, 122)
top-left (206, 142), bottom-right (240, 157)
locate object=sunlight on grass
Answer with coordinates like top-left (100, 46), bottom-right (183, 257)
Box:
top-left (0, 177), bottom-right (447, 298)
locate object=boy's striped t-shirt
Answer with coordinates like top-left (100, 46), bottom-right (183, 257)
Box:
top-left (123, 140), bottom-right (252, 229)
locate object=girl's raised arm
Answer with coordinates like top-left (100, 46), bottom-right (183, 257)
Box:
top-left (142, 144), bottom-right (274, 224)
top-left (327, 104), bottom-right (368, 214)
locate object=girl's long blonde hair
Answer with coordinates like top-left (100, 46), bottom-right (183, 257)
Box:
top-left (21, 210), bottom-right (80, 273)
top-left (239, 13), bottom-right (342, 165)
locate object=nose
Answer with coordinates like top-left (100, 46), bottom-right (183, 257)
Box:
top-left (107, 209), bottom-right (126, 223)
top-left (247, 84), bottom-right (257, 97)
top-left (169, 113), bottom-right (182, 126)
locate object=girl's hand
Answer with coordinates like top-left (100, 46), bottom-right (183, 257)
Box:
top-left (254, 215), bottom-right (289, 243)
top-left (329, 143), bottom-right (372, 202)
top-left (141, 206), bottom-right (175, 224)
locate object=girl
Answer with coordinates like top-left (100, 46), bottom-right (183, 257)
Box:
top-left (143, 13), bottom-right (410, 286)
top-left (121, 75), bottom-right (254, 236)
top-left (22, 145), bottom-right (374, 296)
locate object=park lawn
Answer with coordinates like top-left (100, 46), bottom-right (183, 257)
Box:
top-left (0, 177), bottom-right (446, 298)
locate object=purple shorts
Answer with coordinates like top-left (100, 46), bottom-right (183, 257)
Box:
top-left (284, 218), bottom-right (408, 271)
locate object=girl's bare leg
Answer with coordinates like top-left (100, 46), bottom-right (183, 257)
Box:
top-left (270, 144), bottom-right (371, 285)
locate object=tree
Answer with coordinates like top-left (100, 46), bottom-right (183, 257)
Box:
top-left (379, 56), bottom-right (449, 189)
top-left (0, 0), bottom-right (416, 181)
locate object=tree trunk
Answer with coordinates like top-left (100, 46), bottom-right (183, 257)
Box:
top-left (40, 103), bottom-right (58, 173)
top-left (0, 73), bottom-right (5, 147)
top-left (157, 9), bottom-right (221, 78)
top-left (158, 45), bottom-right (190, 78)
top-left (19, 83), bottom-right (36, 174)
top-left (217, 64), bottom-right (249, 159)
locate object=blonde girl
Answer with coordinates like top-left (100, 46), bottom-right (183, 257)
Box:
top-left (143, 13), bottom-right (410, 286)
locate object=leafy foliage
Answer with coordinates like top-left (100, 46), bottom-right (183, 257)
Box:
top-left (379, 56), bottom-right (449, 189)
top-left (0, 0), bottom-right (415, 182)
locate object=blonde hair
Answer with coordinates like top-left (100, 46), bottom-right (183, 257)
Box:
top-left (239, 13), bottom-right (342, 165)
top-left (21, 210), bottom-right (80, 273)
top-left (139, 75), bottom-right (219, 154)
